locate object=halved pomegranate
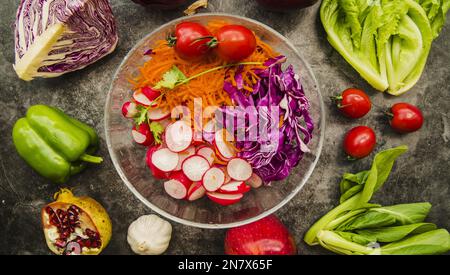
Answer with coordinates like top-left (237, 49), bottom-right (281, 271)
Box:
top-left (41, 189), bottom-right (112, 255)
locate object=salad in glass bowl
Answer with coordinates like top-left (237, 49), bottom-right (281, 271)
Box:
top-left (105, 14), bottom-right (324, 228)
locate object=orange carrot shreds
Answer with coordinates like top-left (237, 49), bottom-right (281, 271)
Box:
top-left (131, 20), bottom-right (278, 114)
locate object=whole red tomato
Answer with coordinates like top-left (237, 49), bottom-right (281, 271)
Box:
top-left (224, 215), bottom-right (297, 255)
top-left (170, 22), bottom-right (212, 60)
top-left (333, 88), bottom-right (371, 119)
top-left (343, 126), bottom-right (376, 159)
top-left (389, 103), bottom-right (424, 133)
top-left (213, 25), bottom-right (257, 62)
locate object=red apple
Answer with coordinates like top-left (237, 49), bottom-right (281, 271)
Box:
top-left (224, 215), bottom-right (297, 255)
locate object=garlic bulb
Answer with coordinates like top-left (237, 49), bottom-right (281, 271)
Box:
top-left (127, 214), bottom-right (172, 255)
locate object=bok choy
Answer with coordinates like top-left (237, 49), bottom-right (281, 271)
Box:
top-left (304, 146), bottom-right (450, 255)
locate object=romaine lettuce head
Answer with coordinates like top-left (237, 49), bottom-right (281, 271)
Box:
top-left (320, 0), bottom-right (437, 95)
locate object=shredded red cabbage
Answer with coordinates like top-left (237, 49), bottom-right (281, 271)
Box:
top-left (222, 56), bottom-right (314, 183)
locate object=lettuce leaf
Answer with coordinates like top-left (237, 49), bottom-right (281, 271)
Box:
top-left (320, 0), bottom-right (443, 95)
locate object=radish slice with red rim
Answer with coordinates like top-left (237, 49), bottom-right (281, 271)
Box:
top-left (146, 146), bottom-right (169, 179)
top-left (182, 155), bottom-right (210, 182)
top-left (164, 171), bottom-right (192, 199)
top-left (227, 158), bottom-right (253, 181)
top-left (187, 182), bottom-right (206, 201)
top-left (247, 173), bottom-right (263, 188)
top-left (218, 181), bottom-right (250, 194)
top-left (218, 166), bottom-right (231, 184)
top-left (206, 192), bottom-right (243, 206)
top-left (141, 86), bottom-right (161, 102)
top-left (203, 119), bottom-right (216, 143)
top-left (174, 146), bottom-right (196, 171)
top-left (202, 167), bottom-right (225, 192)
top-left (132, 123), bottom-right (153, 146)
top-left (147, 107), bottom-right (170, 121)
top-left (165, 120), bottom-right (193, 153)
top-left (197, 146), bottom-right (215, 165)
top-left (122, 102), bottom-right (138, 118)
top-left (151, 148), bottom-right (179, 172)
top-left (214, 129), bottom-right (236, 160)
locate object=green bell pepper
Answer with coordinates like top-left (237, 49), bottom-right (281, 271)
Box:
top-left (12, 105), bottom-right (103, 183)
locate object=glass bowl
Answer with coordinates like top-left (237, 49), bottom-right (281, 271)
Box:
top-left (105, 13), bottom-right (324, 229)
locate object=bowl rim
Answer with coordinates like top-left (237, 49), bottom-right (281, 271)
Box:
top-left (105, 12), bottom-right (325, 229)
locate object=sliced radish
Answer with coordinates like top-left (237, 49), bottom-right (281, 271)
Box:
top-left (187, 182), bottom-right (206, 201)
top-left (174, 146), bottom-right (196, 171)
top-left (218, 181), bottom-right (250, 194)
top-left (202, 167), bottom-right (225, 192)
top-left (203, 119), bottom-right (216, 143)
top-left (164, 171), bottom-right (192, 199)
top-left (141, 86), bottom-right (161, 102)
top-left (247, 173), bottom-right (263, 188)
top-left (214, 129), bottom-right (236, 160)
top-left (165, 120), bottom-right (193, 153)
top-left (218, 166), bottom-right (231, 184)
top-left (159, 118), bottom-right (172, 129)
top-left (196, 146), bottom-right (215, 165)
top-left (145, 146), bottom-right (169, 179)
top-left (206, 192), bottom-right (243, 206)
top-left (182, 155), bottom-right (210, 182)
top-left (132, 87), bottom-right (160, 107)
top-left (132, 123), bottom-right (154, 146)
top-left (147, 107), bottom-right (170, 121)
top-left (151, 148), bottom-right (179, 172)
top-left (227, 158), bottom-right (252, 181)
top-left (122, 102), bottom-right (138, 118)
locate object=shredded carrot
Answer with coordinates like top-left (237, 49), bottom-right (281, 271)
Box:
top-left (130, 20), bottom-right (278, 114)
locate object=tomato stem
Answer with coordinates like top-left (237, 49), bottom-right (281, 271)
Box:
top-left (167, 35), bottom-right (177, 47)
top-left (190, 36), bottom-right (215, 46)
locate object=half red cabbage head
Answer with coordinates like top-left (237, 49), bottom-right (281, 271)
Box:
top-left (222, 56), bottom-right (314, 183)
top-left (14, 0), bottom-right (118, 81)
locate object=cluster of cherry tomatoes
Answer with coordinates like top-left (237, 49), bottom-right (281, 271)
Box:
top-left (332, 88), bottom-right (424, 160)
top-left (169, 22), bottom-right (256, 61)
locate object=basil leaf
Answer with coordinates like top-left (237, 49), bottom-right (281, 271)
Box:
top-left (370, 202), bottom-right (432, 225)
top-left (356, 223), bottom-right (437, 243)
top-left (380, 229), bottom-right (450, 255)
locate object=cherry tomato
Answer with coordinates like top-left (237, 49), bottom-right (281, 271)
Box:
top-left (214, 25), bottom-right (256, 61)
top-left (343, 126), bottom-right (376, 159)
top-left (389, 103), bottom-right (424, 133)
top-left (333, 88), bottom-right (371, 119)
top-left (170, 22), bottom-right (212, 60)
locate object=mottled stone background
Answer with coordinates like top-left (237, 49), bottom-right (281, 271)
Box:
top-left (0, 0), bottom-right (448, 255)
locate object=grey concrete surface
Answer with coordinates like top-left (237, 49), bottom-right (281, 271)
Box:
top-left (0, 0), bottom-right (449, 255)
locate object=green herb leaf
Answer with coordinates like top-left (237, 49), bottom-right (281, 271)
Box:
top-left (356, 223), bottom-right (437, 243)
top-left (154, 65), bottom-right (187, 90)
top-left (134, 107), bottom-right (148, 126)
top-left (149, 121), bottom-right (164, 145)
